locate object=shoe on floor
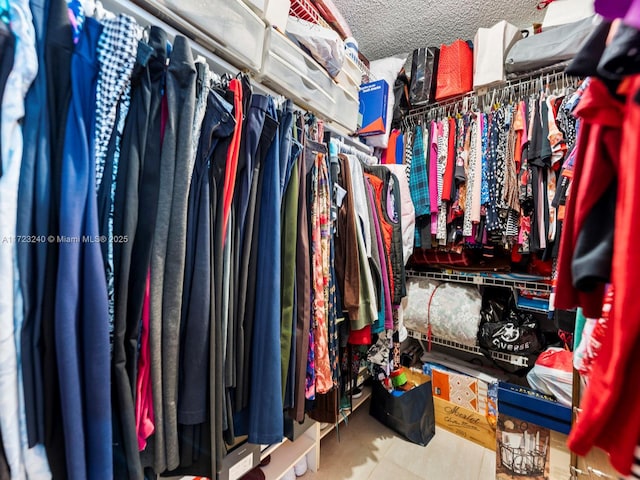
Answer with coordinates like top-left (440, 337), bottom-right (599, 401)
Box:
top-left (282, 467), bottom-right (296, 480)
top-left (294, 455), bottom-right (308, 476)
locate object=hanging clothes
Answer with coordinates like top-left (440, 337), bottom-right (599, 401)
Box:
top-left (0, 0), bottom-right (50, 478)
top-left (55, 17), bottom-right (112, 480)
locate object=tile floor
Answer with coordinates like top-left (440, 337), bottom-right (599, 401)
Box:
top-left (302, 399), bottom-right (496, 480)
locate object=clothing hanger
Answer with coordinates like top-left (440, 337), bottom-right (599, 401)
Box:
top-left (92, 1), bottom-right (116, 20)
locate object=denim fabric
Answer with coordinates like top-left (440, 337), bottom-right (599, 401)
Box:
top-left (0, 0), bottom-right (50, 478)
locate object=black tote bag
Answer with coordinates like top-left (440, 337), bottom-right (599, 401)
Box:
top-left (409, 47), bottom-right (440, 106)
top-left (369, 374), bottom-right (436, 446)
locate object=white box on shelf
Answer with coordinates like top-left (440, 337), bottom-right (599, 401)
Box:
top-left (243, 0), bottom-right (291, 30)
top-left (331, 82), bottom-right (360, 132)
top-left (258, 27), bottom-right (336, 121)
top-left (153, 0), bottom-right (267, 72)
top-left (335, 53), bottom-right (362, 95)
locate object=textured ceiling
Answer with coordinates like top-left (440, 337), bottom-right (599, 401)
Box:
top-left (332, 0), bottom-right (546, 61)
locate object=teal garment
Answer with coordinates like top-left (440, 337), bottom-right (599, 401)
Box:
top-left (574, 308), bottom-right (587, 352)
top-left (372, 289), bottom-right (385, 334)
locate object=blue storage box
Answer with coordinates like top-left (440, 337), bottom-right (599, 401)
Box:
top-left (498, 382), bottom-right (572, 435)
top-left (357, 79), bottom-right (388, 136)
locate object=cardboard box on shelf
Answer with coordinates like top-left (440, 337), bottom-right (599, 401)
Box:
top-left (433, 396), bottom-right (496, 450)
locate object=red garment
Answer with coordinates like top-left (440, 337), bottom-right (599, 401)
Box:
top-left (565, 76), bottom-right (640, 475)
top-left (555, 79), bottom-right (623, 318)
top-left (442, 117), bottom-right (456, 201)
top-left (221, 79), bottom-right (243, 240)
top-left (348, 325), bottom-right (372, 345)
top-left (135, 273), bottom-right (154, 450)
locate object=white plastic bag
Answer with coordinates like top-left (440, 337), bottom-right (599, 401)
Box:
top-left (403, 278), bottom-right (483, 347)
top-left (526, 347), bottom-right (573, 406)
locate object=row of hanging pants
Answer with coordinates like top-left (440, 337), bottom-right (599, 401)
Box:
top-left (0, 0), bottom-right (342, 477)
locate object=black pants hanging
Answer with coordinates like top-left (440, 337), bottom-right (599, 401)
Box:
top-left (170, 89), bottom-right (235, 478)
top-left (111, 37), bottom-right (155, 480)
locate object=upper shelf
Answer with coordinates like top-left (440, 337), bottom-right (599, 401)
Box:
top-left (111, 0), bottom-right (361, 132)
top-left (406, 269), bottom-right (552, 293)
top-left (408, 329), bottom-right (531, 368)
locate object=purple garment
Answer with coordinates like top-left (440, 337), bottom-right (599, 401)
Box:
top-left (366, 179), bottom-right (393, 330)
top-left (429, 121), bottom-right (439, 214)
top-left (429, 121), bottom-right (439, 235)
top-left (595, 0), bottom-right (631, 19)
top-left (595, 0), bottom-right (640, 29)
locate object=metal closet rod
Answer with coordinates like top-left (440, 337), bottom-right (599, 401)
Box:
top-left (404, 63), bottom-right (577, 122)
top-left (326, 124), bottom-right (375, 155)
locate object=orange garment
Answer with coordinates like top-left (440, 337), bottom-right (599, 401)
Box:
top-left (365, 173), bottom-right (395, 300)
top-left (221, 79), bottom-right (243, 240)
top-left (383, 129), bottom-right (400, 164)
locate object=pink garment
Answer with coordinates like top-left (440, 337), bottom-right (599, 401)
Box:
top-left (520, 101), bottom-right (529, 148)
top-left (136, 273), bottom-right (154, 451)
top-left (429, 122), bottom-right (439, 234)
top-left (471, 115), bottom-right (484, 223)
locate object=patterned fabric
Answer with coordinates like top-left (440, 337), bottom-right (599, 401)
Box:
top-left (306, 156), bottom-right (319, 401)
top-left (67, 0), bottom-right (85, 44)
top-left (305, 329), bottom-right (315, 400)
top-left (486, 108), bottom-right (505, 234)
top-left (404, 128), bottom-right (413, 182)
top-left (409, 124), bottom-right (430, 217)
top-left (436, 121), bottom-right (449, 242)
top-left (311, 152), bottom-right (333, 394)
top-left (95, 15), bottom-right (141, 345)
top-left (480, 114), bottom-right (490, 206)
top-left (463, 118), bottom-right (478, 237)
top-left (504, 106), bottom-right (520, 214)
top-left (455, 117), bottom-right (468, 222)
top-left (328, 239), bottom-right (339, 385)
top-left (95, 14), bottom-right (140, 190)
top-left (557, 94), bottom-right (578, 152)
top-left (367, 330), bottom-right (393, 380)
top-left (546, 96), bottom-right (567, 167)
